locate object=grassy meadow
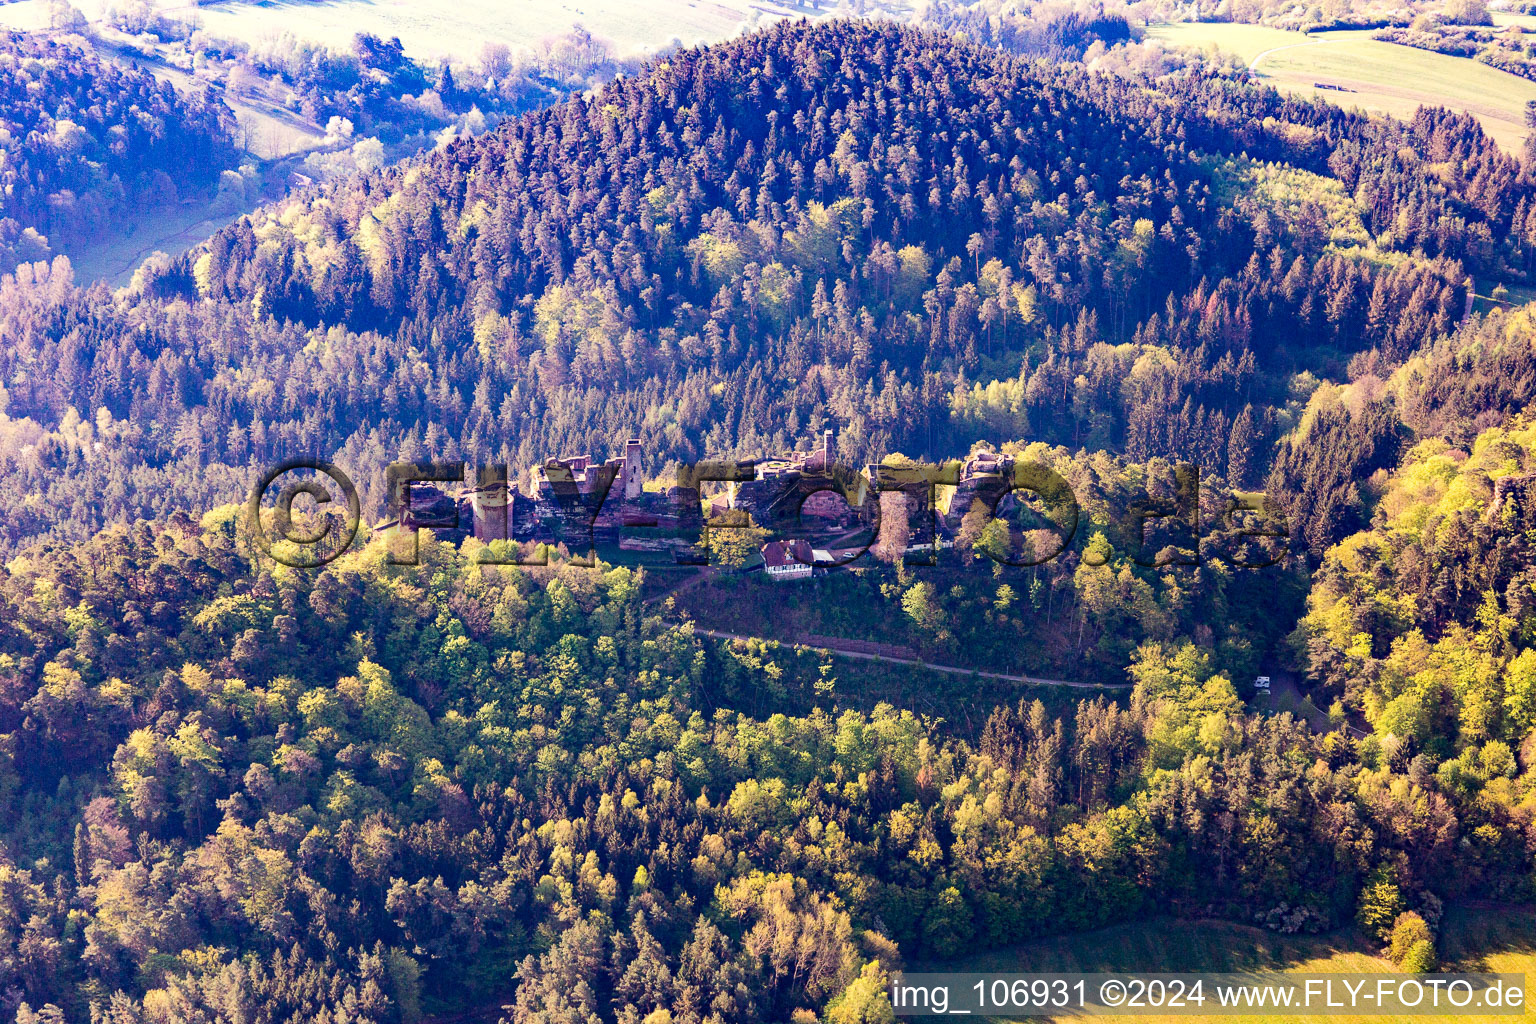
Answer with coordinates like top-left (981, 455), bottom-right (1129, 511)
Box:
top-left (941, 906), bottom-right (1536, 1022)
top-left (1472, 282), bottom-right (1536, 316)
top-left (1147, 22), bottom-right (1536, 153)
top-left (4, 0), bottom-right (820, 60)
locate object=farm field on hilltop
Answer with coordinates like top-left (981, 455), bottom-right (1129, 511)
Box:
top-left (1147, 22), bottom-right (1536, 152)
top-left (1146, 21), bottom-right (1300, 64)
top-left (183, 0), bottom-right (801, 60)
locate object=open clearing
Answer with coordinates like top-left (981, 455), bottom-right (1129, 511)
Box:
top-left (176, 0), bottom-right (813, 61)
top-left (943, 905), bottom-right (1536, 1023)
top-left (1147, 22), bottom-right (1536, 153)
top-left (1147, 21), bottom-right (1302, 64)
top-left (0, 0), bottom-right (830, 283)
top-left (64, 198), bottom-right (262, 286)
top-left (1493, 11), bottom-right (1536, 30)
top-left (0, 0), bottom-right (822, 61)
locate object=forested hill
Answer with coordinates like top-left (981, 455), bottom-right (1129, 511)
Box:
top-left (0, 19), bottom-right (1531, 557)
top-left (10, 18), bottom-right (1536, 1024)
top-left (0, 32), bottom-right (239, 274)
top-left (0, 484), bottom-right (1522, 1024)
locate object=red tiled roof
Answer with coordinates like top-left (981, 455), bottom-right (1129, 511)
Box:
top-left (761, 538), bottom-right (813, 568)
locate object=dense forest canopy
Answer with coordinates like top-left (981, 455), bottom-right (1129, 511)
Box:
top-left (4, 13), bottom-right (1536, 1024)
top-left (1299, 417), bottom-right (1536, 751)
top-left (0, 484), bottom-right (1526, 1024)
top-left (0, 19), bottom-right (1530, 559)
top-left (0, 32), bottom-right (239, 274)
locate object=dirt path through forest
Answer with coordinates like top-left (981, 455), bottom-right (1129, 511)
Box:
top-left (688, 625), bottom-right (1131, 690)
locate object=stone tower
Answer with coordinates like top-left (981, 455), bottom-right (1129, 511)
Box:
top-left (624, 438), bottom-right (644, 499)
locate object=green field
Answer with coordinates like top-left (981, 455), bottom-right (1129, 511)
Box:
top-left (1494, 11), bottom-right (1536, 30)
top-left (1472, 282), bottom-right (1536, 316)
top-left (1147, 22), bottom-right (1302, 65)
top-left (1147, 22), bottom-right (1536, 153)
top-left (0, 0), bottom-right (827, 61)
top-left (941, 906), bottom-right (1536, 1022)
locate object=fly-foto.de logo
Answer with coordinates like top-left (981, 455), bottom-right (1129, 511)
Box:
top-left (245, 438), bottom-right (1289, 571)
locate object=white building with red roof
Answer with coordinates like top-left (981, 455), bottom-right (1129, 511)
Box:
top-left (760, 538), bottom-right (814, 581)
